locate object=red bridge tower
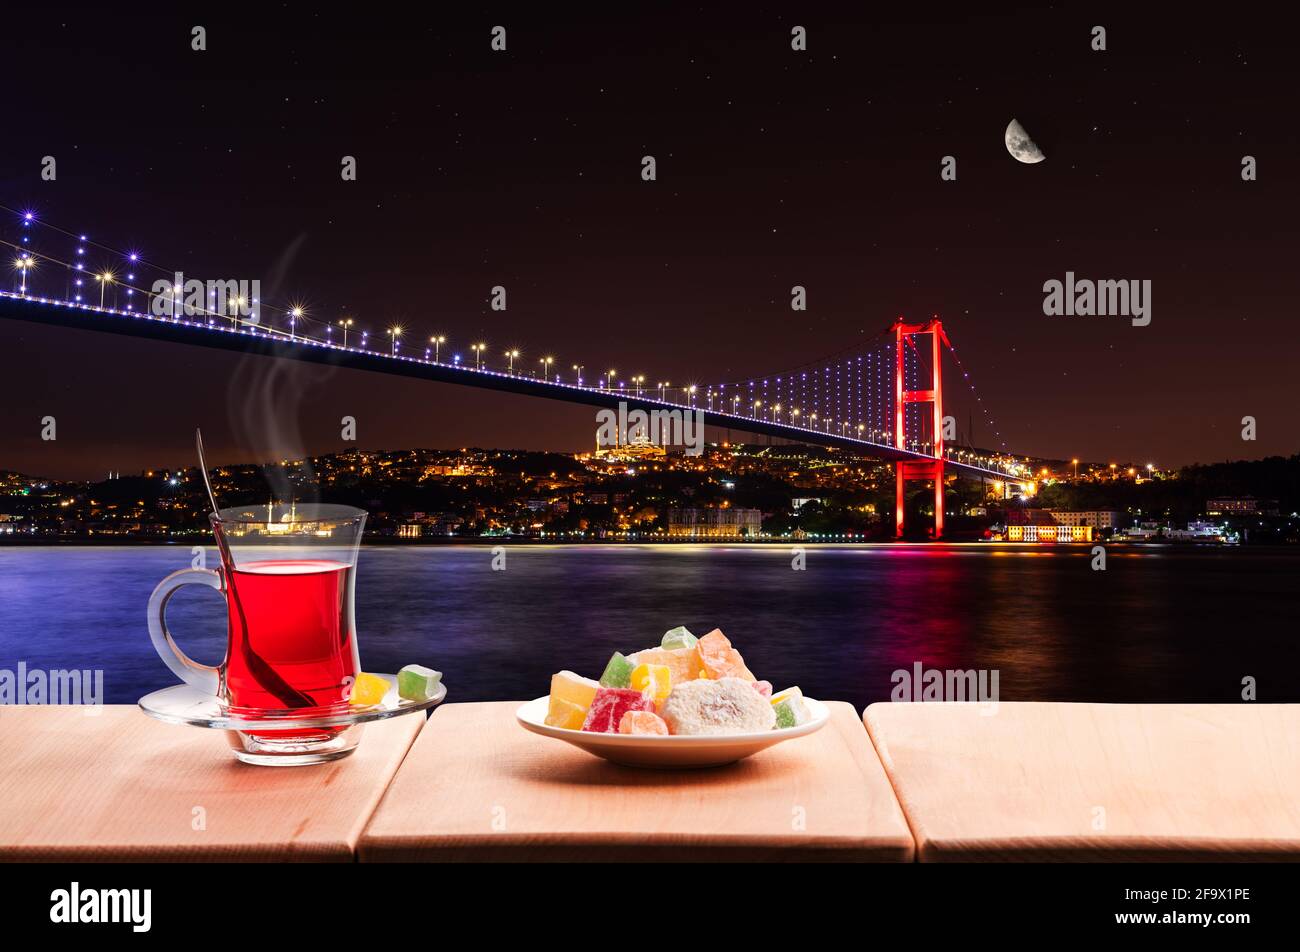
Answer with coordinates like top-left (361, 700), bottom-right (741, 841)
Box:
top-left (893, 317), bottom-right (949, 539)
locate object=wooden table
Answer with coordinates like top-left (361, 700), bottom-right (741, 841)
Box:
top-left (360, 700), bottom-right (914, 862)
top-left (865, 702), bottom-right (1300, 862)
top-left (0, 705), bottom-right (423, 862)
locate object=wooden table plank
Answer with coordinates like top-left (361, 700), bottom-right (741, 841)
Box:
top-left (360, 700), bottom-right (913, 862)
top-left (0, 705), bottom-right (423, 862)
top-left (865, 702), bottom-right (1300, 862)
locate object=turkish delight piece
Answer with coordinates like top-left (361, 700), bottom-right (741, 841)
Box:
top-left (694, 629), bottom-right (755, 681)
top-left (619, 710), bottom-right (670, 735)
top-left (599, 652), bottom-right (636, 688)
top-left (582, 687), bottom-right (654, 733)
top-left (771, 686), bottom-right (811, 729)
top-left (545, 698), bottom-right (588, 731)
top-left (550, 670), bottom-right (599, 708)
top-left (661, 677), bottom-right (776, 736)
top-left (627, 646), bottom-right (703, 685)
top-left (397, 664), bottom-right (442, 701)
top-left (630, 663), bottom-right (672, 707)
top-left (661, 626), bottom-right (698, 650)
top-left (545, 671), bottom-right (600, 729)
top-left (349, 672), bottom-right (390, 706)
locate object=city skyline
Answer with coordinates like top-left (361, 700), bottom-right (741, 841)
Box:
top-left (4, 441), bottom-right (1294, 546)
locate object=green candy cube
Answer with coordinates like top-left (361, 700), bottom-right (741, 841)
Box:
top-left (397, 664), bottom-right (442, 701)
top-left (599, 651), bottom-right (635, 688)
top-left (773, 699), bottom-right (799, 729)
top-left (772, 686), bottom-right (809, 730)
top-left (660, 626), bottom-right (697, 650)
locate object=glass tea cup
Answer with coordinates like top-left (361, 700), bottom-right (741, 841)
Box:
top-left (147, 503), bottom-right (369, 764)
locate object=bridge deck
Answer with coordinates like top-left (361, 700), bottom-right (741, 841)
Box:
top-left (0, 292), bottom-right (1012, 480)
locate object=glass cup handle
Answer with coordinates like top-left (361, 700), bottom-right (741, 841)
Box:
top-left (147, 567), bottom-right (223, 695)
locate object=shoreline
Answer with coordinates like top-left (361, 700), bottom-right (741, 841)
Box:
top-left (0, 537), bottom-right (1262, 548)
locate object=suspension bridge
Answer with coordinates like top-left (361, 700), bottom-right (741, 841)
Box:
top-left (1, 207), bottom-right (1035, 538)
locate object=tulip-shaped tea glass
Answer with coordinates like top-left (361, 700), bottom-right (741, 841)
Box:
top-left (147, 503), bottom-right (369, 765)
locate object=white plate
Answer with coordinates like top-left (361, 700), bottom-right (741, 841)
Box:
top-left (516, 695), bottom-right (828, 768)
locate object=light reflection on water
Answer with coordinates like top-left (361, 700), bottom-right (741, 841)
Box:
top-left (0, 544), bottom-right (1294, 709)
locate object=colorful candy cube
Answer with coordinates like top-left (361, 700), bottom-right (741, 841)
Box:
top-left (619, 710), bottom-right (670, 735)
top-left (545, 697), bottom-right (588, 731)
top-left (549, 670), bottom-right (599, 708)
top-left (582, 687), bottom-right (654, 733)
top-left (546, 671), bottom-right (600, 729)
top-left (752, 680), bottom-right (773, 697)
top-left (695, 629), bottom-right (755, 681)
top-left (397, 664), bottom-right (442, 701)
top-left (771, 686), bottom-right (810, 729)
top-left (599, 652), bottom-right (636, 688)
top-left (661, 626), bottom-right (698, 650)
top-left (349, 672), bottom-right (390, 706)
top-left (628, 646), bottom-right (703, 684)
top-left (630, 663), bottom-right (672, 706)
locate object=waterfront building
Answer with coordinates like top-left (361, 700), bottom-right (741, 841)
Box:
top-left (1048, 510), bottom-right (1122, 529)
top-left (1005, 524), bottom-right (1092, 542)
top-left (667, 507), bottom-right (763, 539)
top-left (1206, 497), bottom-right (1279, 517)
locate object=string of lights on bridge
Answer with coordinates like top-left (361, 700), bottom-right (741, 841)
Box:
top-left (2, 204), bottom-right (1026, 479)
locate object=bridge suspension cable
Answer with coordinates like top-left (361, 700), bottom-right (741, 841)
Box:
top-left (2, 202), bottom-right (1025, 481)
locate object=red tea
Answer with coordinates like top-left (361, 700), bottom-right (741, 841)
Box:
top-left (223, 559), bottom-right (360, 717)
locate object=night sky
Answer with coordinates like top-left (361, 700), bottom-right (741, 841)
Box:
top-left (2, 6), bottom-right (1296, 480)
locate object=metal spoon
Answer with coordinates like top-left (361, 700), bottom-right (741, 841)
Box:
top-left (195, 428), bottom-right (220, 515)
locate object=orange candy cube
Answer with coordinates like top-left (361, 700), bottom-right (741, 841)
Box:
top-left (618, 710), bottom-right (670, 735)
top-left (695, 629), bottom-right (755, 681)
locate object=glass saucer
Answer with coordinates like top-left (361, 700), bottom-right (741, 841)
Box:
top-left (139, 675), bottom-right (446, 765)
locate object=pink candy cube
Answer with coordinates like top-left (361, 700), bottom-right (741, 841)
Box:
top-left (582, 687), bottom-right (654, 733)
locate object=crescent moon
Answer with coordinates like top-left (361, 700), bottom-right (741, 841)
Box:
top-left (1005, 119), bottom-right (1045, 164)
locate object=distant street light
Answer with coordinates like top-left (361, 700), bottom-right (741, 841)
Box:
top-left (290, 306), bottom-right (303, 341)
top-left (539, 355), bottom-right (554, 380)
top-left (431, 334), bottom-right (445, 362)
top-left (506, 348), bottom-right (520, 374)
top-left (338, 318), bottom-right (354, 348)
top-left (95, 270), bottom-right (116, 308)
top-left (572, 363), bottom-right (584, 385)
top-left (388, 324), bottom-right (404, 356)
top-left (13, 255), bottom-right (34, 295)
top-left (472, 342), bottom-right (486, 370)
